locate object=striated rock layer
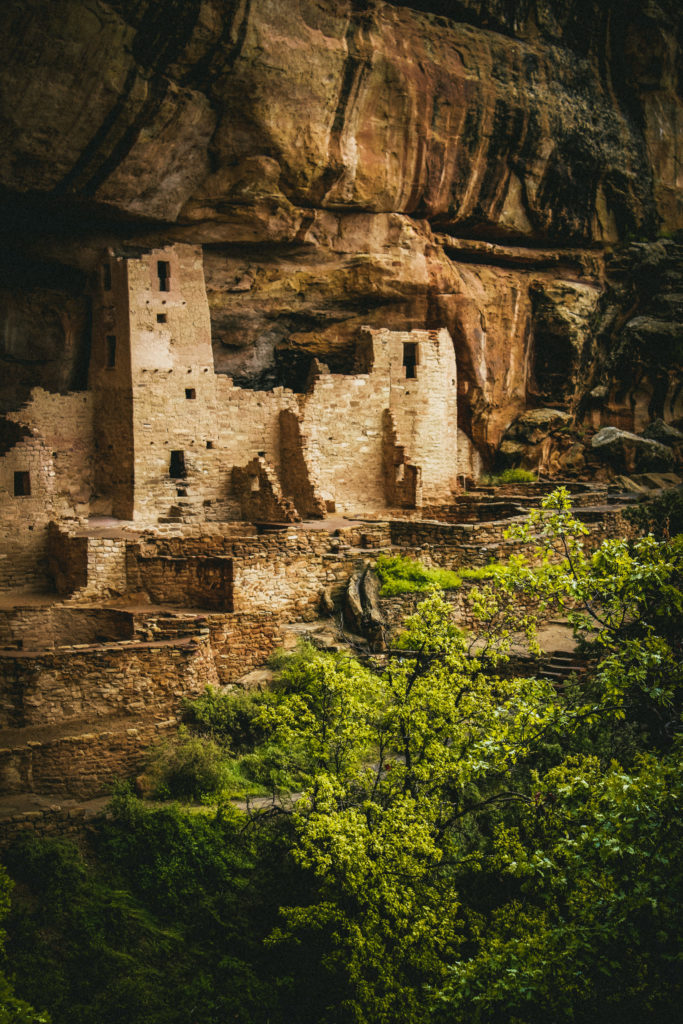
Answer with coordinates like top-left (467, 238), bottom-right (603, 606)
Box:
top-left (0, 0), bottom-right (681, 469)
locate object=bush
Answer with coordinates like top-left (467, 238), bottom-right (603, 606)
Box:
top-left (142, 730), bottom-right (232, 801)
top-left (625, 487), bottom-right (683, 539)
top-left (182, 687), bottom-right (270, 753)
top-left (482, 467), bottom-right (537, 484)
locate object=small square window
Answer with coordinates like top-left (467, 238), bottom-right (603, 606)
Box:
top-left (157, 313), bottom-right (167, 324)
top-left (14, 471), bottom-right (31, 496)
top-left (206, 440), bottom-right (214, 449)
top-left (176, 488), bottom-right (187, 497)
top-left (185, 388), bottom-right (196, 400)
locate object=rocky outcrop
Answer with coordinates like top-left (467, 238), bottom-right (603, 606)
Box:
top-left (0, 0), bottom-right (681, 472)
top-left (576, 240), bottom-right (683, 438)
top-left (591, 426), bottom-right (676, 474)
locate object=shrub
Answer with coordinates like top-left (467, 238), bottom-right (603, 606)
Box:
top-left (182, 687), bottom-right (270, 753)
top-left (625, 488), bottom-right (683, 540)
top-left (143, 730), bottom-right (232, 802)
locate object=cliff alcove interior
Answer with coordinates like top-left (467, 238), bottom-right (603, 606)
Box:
top-left (0, 0), bottom-right (681, 828)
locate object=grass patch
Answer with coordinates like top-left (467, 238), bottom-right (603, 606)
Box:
top-left (376, 554), bottom-right (462, 596)
top-left (482, 468), bottom-right (536, 484)
top-left (375, 554), bottom-right (507, 597)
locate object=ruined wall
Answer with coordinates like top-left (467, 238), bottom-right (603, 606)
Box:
top-left (0, 635), bottom-right (218, 797)
top-left (0, 390), bottom-right (94, 590)
top-left (0, 606), bottom-right (133, 653)
top-left (131, 555), bottom-right (234, 610)
top-left (376, 326), bottom-right (458, 504)
top-left (0, 719), bottom-right (173, 799)
top-left (90, 252), bottom-right (135, 518)
top-left (297, 327), bottom-right (459, 513)
top-left (0, 636), bottom-right (216, 730)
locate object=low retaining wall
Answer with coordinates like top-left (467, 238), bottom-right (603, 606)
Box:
top-left (0, 718), bottom-right (177, 799)
top-left (0, 801), bottom-right (107, 848)
top-left (0, 636), bottom-right (217, 729)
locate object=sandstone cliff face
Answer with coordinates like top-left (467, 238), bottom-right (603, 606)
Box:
top-left (0, 0), bottom-right (681, 468)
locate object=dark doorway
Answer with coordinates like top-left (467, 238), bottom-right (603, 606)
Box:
top-left (14, 471), bottom-right (31, 496)
top-left (157, 260), bottom-right (170, 292)
top-left (105, 335), bottom-right (116, 368)
top-left (403, 342), bottom-right (418, 379)
top-left (169, 450), bottom-right (186, 479)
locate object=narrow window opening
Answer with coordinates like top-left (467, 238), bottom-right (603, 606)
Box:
top-left (102, 263), bottom-right (112, 291)
top-left (250, 475), bottom-right (260, 492)
top-left (206, 440), bottom-right (214, 449)
top-left (169, 450), bottom-right (186, 479)
top-left (105, 335), bottom-right (116, 368)
top-left (14, 471), bottom-right (31, 496)
top-left (176, 488), bottom-right (187, 497)
top-left (157, 313), bottom-right (167, 324)
top-left (157, 260), bottom-right (170, 292)
top-left (403, 342), bottom-right (417, 379)
top-left (185, 388), bottom-right (196, 400)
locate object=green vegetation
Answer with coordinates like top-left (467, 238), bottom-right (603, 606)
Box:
top-left (375, 553), bottom-right (505, 596)
top-left (624, 487), bottom-right (683, 539)
top-left (375, 553), bottom-right (463, 595)
top-left (482, 467), bottom-right (537, 485)
top-left (2, 489), bottom-right (682, 1024)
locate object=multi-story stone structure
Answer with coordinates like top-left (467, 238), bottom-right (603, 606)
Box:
top-left (0, 243), bottom-right (460, 590)
top-left (0, 242), bottom-right (465, 806)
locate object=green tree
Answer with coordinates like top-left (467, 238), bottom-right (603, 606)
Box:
top-left (0, 863), bottom-right (48, 1024)
top-left (257, 490), bottom-right (683, 1024)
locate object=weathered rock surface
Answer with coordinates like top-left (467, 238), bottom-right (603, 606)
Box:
top-left (642, 419), bottom-right (683, 444)
top-left (0, 0), bottom-right (681, 470)
top-left (591, 426), bottom-right (676, 474)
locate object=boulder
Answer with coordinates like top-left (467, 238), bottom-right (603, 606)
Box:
top-left (506, 408), bottom-right (572, 444)
top-left (591, 427), bottom-right (675, 473)
top-left (641, 419), bottom-right (683, 444)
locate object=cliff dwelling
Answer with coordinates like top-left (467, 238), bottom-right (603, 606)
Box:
top-left (0, 244), bottom-right (679, 816)
top-left (0, 241), bottom-right (472, 802)
top-left (0, 242), bottom-right (462, 589)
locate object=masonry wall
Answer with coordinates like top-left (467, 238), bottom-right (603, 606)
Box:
top-left (379, 327), bottom-right (458, 505)
top-left (0, 635), bottom-right (216, 729)
top-left (129, 527), bottom-right (367, 618)
top-left (90, 254), bottom-right (135, 518)
top-left (0, 636), bottom-right (218, 797)
top-left (132, 555), bottom-right (234, 610)
top-left (0, 391), bottom-right (94, 590)
top-left (48, 526), bottom-right (128, 600)
top-left (0, 607), bottom-right (134, 653)
top-left (0, 719), bottom-right (176, 799)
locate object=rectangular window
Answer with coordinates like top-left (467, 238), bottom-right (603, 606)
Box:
top-left (102, 263), bottom-right (112, 291)
top-left (105, 335), bottom-right (116, 368)
top-left (206, 440), bottom-right (214, 449)
top-left (14, 471), bottom-right (31, 496)
top-left (403, 342), bottom-right (417, 379)
top-left (157, 260), bottom-right (170, 292)
top-left (185, 388), bottom-right (196, 400)
top-left (156, 313), bottom-right (167, 323)
top-left (169, 450), bottom-right (186, 479)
